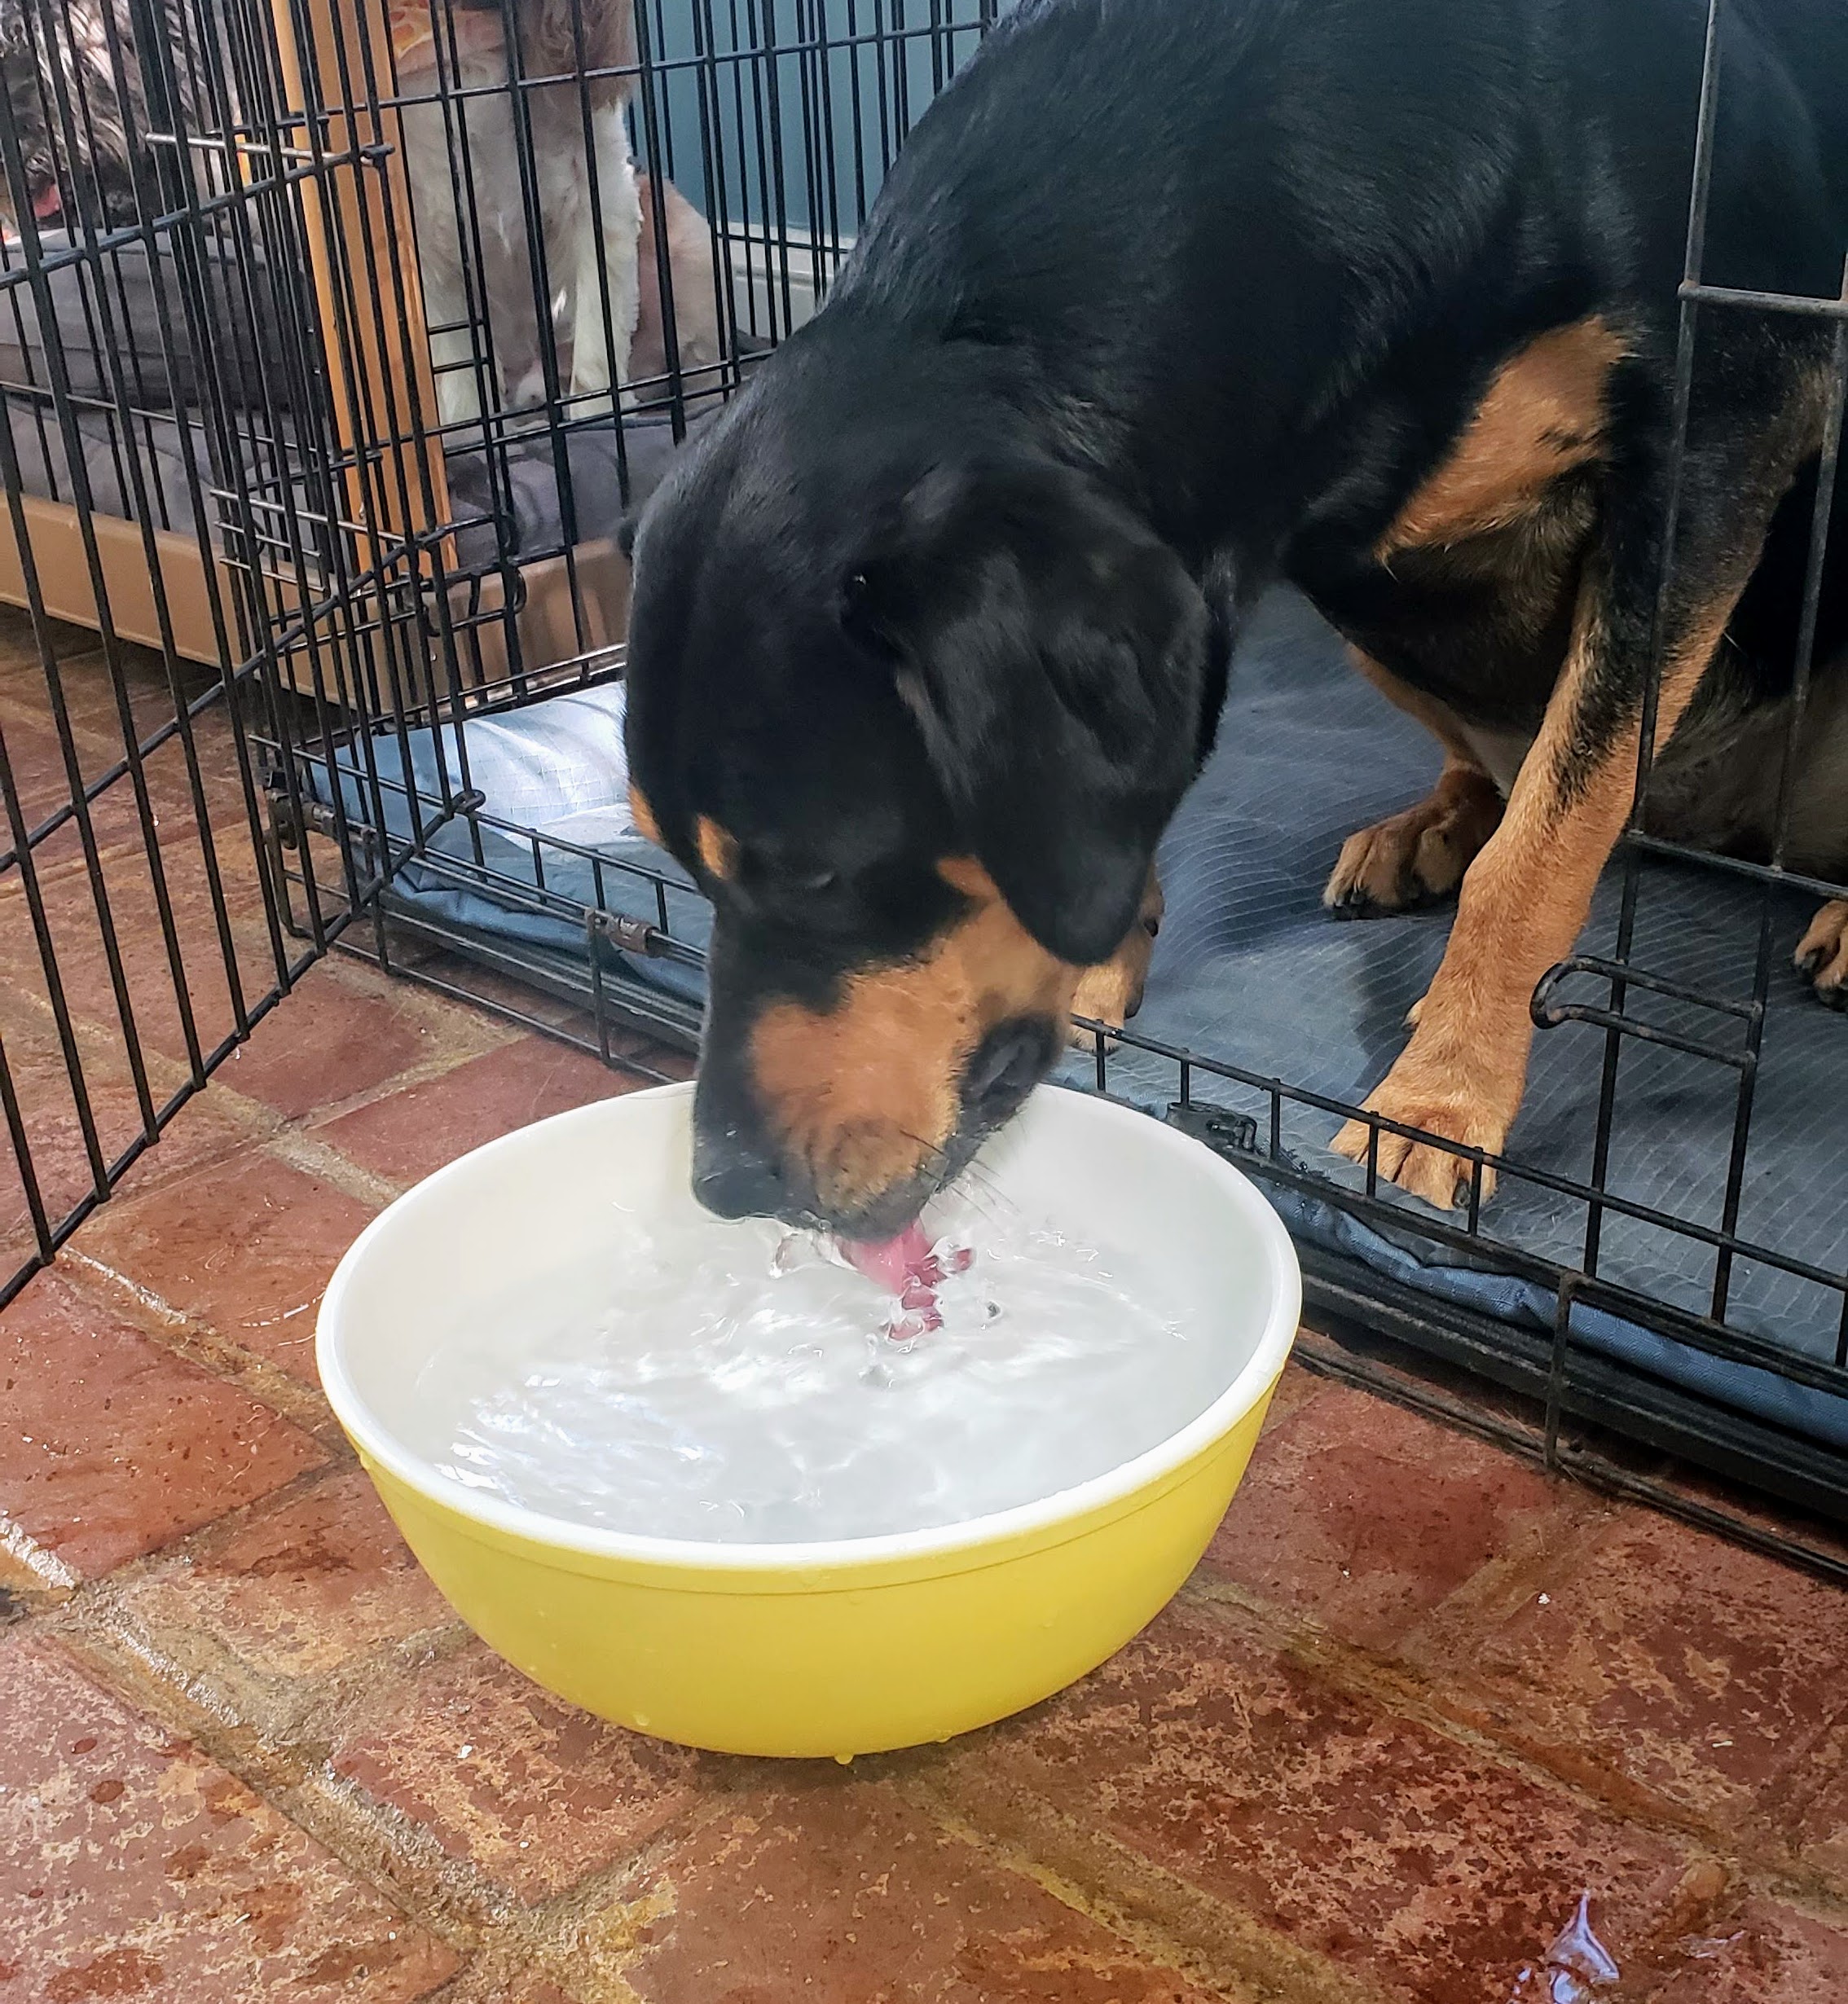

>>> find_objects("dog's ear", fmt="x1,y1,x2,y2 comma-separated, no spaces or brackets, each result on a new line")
842,460,1209,965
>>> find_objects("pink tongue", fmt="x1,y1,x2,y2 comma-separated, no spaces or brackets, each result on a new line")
838,1223,934,1293
31,182,61,222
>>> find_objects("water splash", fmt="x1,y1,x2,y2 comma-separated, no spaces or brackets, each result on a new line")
1509,1895,1620,2003
407,1192,1216,1542
1675,1931,1745,1963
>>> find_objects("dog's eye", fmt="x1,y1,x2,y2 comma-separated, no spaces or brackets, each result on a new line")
786,866,839,894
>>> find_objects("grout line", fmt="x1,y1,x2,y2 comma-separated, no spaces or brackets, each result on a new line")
890,1774,1278,2004
60,1246,191,1328
1167,1574,1835,1907
263,1127,409,1208
50,1615,504,1952
51,1247,345,1440
885,1757,1397,2004
0,1514,81,1592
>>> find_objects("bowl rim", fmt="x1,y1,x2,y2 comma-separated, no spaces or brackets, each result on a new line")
316,1079,1301,1575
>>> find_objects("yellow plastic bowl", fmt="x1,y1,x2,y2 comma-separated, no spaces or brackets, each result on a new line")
317,1081,1299,1758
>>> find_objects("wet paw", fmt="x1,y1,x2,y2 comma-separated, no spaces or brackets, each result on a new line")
1797,900,1848,1009
1323,763,1503,918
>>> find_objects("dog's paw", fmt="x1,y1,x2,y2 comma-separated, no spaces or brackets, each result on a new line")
1331,1023,1519,1211
1331,1095,1505,1210
1323,766,1503,918
1797,900,1848,1009
1068,879,1164,1048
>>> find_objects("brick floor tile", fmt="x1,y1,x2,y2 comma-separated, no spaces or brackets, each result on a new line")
315,1035,636,1186
977,1600,1693,2004
1785,1715,1848,1888
1642,1898,1848,2002
0,710,200,877
0,602,106,671
78,1153,378,1385
0,622,213,734
1406,1510,1848,1831
366,945,693,1088
119,1470,455,1685
0,1013,249,1273
333,1644,702,1901
1202,1380,1591,1650
0,1636,458,2001
211,965,475,1123
0,841,281,1071
0,1271,327,1580
609,1777,1212,2004
0,637,281,855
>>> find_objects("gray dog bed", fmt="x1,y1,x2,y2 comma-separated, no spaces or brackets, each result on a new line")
0,230,742,562
297,587,1848,1457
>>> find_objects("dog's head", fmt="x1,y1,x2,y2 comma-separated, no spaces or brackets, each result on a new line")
1,0,155,234
624,344,1217,1235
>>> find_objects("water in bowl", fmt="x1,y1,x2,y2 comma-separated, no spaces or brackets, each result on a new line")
406,1192,1216,1543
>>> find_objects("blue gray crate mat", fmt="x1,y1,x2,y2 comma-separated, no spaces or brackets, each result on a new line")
299,588,1848,1452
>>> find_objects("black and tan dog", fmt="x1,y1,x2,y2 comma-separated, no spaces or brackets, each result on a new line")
623,0,1848,1235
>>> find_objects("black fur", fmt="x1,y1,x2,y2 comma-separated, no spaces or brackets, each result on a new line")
624,0,1848,1229
0,0,204,232
844,455,1213,965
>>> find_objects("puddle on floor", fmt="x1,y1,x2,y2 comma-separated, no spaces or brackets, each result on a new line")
1508,1894,1620,2002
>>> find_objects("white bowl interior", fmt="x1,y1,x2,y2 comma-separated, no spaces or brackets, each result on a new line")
319,1081,1298,1556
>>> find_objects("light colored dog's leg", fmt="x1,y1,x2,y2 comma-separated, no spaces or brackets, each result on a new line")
399,83,484,427
568,92,641,412
630,172,725,389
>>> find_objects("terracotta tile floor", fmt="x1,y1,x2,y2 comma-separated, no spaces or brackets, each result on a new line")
6,618,1848,2001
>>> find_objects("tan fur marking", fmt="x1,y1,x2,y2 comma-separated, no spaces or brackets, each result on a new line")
693,814,738,881
1071,871,1164,1044
750,859,1076,1211
1333,574,1734,1207
1377,318,1627,557
1325,759,1505,913
628,785,662,844
1797,899,1848,1001
1327,648,1505,912
1346,646,1485,767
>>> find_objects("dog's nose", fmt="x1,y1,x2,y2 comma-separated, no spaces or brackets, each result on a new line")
692,1144,786,1220
966,1020,1052,1110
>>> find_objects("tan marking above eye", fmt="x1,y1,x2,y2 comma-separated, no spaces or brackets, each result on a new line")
748,856,1076,1213
694,814,739,881
628,784,662,844
1378,316,1630,558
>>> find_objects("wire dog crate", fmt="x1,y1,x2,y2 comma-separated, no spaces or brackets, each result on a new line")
2,0,1846,1572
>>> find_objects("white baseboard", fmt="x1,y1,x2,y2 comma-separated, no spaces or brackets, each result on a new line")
720,223,851,337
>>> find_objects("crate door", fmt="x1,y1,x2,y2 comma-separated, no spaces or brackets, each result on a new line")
0,0,454,1306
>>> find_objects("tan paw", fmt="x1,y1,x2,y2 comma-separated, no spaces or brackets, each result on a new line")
1331,1094,1505,1210
1331,1017,1520,1211
1323,763,1503,917
1069,877,1164,1047
1797,900,1848,1009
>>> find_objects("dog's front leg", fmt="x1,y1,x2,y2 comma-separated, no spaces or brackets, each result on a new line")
569,86,641,409
1333,388,1820,1208
1069,870,1164,1047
